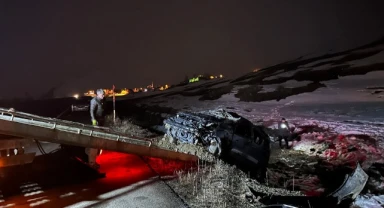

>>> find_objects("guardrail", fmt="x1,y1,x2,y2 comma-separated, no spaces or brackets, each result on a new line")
0,108,198,162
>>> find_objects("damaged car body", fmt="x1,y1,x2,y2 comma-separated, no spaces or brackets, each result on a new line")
163,109,271,178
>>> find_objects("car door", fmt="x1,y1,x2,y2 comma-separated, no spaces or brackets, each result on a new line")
244,126,271,166
230,120,254,164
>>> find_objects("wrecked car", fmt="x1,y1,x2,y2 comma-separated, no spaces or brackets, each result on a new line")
163,109,271,176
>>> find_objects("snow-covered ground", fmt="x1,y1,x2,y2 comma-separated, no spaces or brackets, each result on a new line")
125,39,384,144
140,94,384,140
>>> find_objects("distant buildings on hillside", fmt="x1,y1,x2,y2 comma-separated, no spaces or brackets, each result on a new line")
77,73,224,98
189,74,223,83
83,88,129,97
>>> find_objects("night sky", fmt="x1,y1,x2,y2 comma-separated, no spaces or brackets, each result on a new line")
1,1,384,99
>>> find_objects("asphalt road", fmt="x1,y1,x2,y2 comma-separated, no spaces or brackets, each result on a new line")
0,142,189,208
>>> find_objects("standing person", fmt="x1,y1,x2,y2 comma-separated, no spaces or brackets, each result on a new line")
277,118,291,149
86,89,105,169
90,89,106,126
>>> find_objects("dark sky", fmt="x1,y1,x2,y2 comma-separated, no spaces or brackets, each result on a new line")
1,1,384,99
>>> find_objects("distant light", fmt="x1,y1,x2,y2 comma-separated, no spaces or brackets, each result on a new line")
73,94,79,99
144,89,148,92
219,74,223,78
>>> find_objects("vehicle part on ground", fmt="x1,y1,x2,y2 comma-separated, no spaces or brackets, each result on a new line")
329,163,369,204
353,194,384,207
254,164,369,207
0,107,198,167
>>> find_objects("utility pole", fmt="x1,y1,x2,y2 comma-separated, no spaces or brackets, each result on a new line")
112,84,116,123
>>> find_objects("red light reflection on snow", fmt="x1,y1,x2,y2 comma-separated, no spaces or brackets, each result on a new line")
143,157,197,176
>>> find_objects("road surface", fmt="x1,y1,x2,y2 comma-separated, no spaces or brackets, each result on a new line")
0,142,190,208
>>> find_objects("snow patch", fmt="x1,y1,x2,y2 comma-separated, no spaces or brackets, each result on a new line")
293,140,328,155
301,55,345,68
311,64,336,71
349,50,384,67
262,80,312,89
263,68,309,81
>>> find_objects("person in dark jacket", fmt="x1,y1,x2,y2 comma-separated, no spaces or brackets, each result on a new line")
90,89,106,126
86,89,105,169
277,118,291,149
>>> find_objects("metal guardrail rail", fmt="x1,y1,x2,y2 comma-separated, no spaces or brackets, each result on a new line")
0,108,198,162
0,108,151,146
